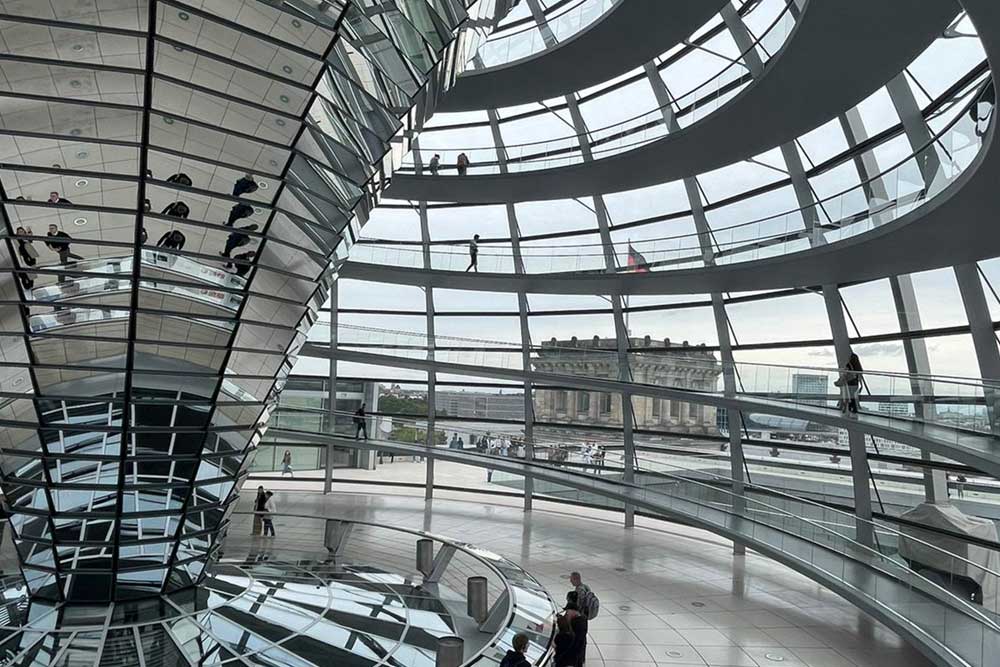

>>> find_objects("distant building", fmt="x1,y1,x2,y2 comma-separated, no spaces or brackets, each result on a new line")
792,373,829,406
837,401,914,453
435,390,525,420
532,335,722,434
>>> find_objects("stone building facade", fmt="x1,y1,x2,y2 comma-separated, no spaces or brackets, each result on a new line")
532,335,722,434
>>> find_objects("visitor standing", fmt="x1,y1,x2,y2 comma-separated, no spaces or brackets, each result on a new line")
232,251,255,277
281,449,294,477
156,230,186,250
569,571,600,619
161,201,190,218
563,592,589,667
227,202,255,226
429,154,440,175
261,491,277,537
220,223,258,259
233,173,259,197
252,486,266,535
48,191,72,205
499,633,531,667
553,614,576,667
456,152,470,176
15,226,38,289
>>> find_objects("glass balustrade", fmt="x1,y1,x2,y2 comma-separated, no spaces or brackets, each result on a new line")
476,0,617,68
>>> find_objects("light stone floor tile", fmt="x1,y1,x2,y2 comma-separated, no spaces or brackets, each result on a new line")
647,645,708,664
594,643,658,662
631,627,691,645
695,645,762,666
760,627,829,648
678,628,741,647
789,648,861,667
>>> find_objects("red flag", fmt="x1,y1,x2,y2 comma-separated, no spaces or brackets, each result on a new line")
627,244,650,272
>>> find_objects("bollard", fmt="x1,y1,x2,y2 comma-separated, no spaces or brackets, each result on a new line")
417,538,434,577
323,520,353,556
436,636,464,667
467,576,488,623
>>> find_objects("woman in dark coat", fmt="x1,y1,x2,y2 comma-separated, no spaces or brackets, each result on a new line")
553,613,577,666
564,591,588,666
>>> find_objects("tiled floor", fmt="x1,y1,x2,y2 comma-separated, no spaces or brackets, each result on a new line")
249,483,934,667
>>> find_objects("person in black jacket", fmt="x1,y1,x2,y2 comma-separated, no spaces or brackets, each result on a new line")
553,614,576,667
353,403,368,440
166,172,192,187
162,201,190,218
227,202,254,226
156,230,186,250
252,486,266,535
835,349,864,414
231,251,255,277
564,593,588,667
499,634,530,667
232,173,259,197
46,224,84,263
220,223,258,259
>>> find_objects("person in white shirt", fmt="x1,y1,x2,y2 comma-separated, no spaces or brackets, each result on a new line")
262,491,277,537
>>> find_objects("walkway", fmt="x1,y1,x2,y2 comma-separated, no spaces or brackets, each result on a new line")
267,428,1000,667
437,0,727,112
300,343,1000,481
388,0,957,202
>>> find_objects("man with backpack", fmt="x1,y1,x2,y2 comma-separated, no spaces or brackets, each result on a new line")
569,571,600,620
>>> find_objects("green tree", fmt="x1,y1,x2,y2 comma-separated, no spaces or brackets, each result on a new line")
378,393,447,417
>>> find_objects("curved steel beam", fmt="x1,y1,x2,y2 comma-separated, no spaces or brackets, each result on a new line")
388,0,958,203
438,0,727,112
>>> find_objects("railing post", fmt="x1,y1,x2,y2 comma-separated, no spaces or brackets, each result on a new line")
417,538,434,577
435,637,464,667
324,520,353,557
467,576,488,623
425,456,435,501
